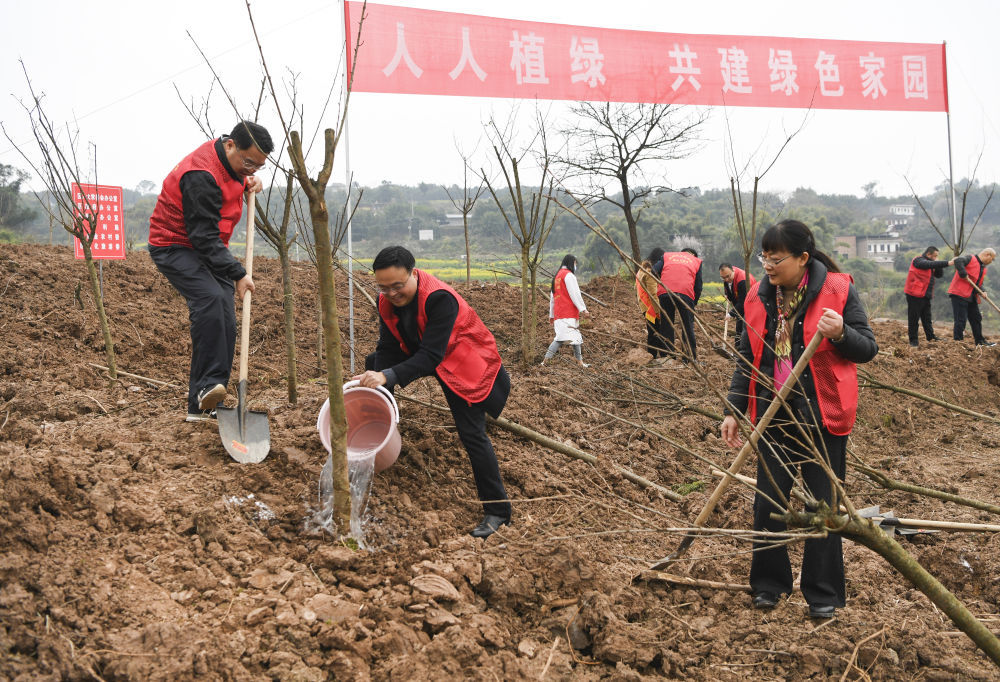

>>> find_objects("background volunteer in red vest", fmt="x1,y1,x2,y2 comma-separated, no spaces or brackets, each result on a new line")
903,246,953,347
354,246,513,539
719,262,757,339
636,248,669,363
148,121,273,422
719,220,878,620
652,247,703,362
541,254,591,368
948,247,996,346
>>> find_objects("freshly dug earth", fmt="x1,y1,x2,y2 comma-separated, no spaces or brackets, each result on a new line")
3,243,1000,680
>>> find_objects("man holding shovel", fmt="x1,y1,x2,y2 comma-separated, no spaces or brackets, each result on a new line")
148,121,273,421
355,246,513,539
720,220,878,620
948,247,996,347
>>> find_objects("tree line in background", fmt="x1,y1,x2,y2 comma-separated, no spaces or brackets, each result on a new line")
0,157,1000,320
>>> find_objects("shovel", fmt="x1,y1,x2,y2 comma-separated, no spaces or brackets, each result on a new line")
712,302,734,360
217,191,271,463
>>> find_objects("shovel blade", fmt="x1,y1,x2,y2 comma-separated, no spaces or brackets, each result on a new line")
217,406,270,463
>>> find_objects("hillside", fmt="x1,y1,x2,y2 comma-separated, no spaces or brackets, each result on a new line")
3,244,1000,680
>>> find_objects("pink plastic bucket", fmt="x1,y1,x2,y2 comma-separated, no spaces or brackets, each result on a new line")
317,381,401,473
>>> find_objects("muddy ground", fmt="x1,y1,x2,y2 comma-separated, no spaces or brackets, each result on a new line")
3,243,1000,680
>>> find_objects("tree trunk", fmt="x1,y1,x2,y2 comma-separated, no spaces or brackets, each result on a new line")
316,288,324,371
520,242,532,366
278,243,298,405
823,514,1000,668
528,262,539,362
464,213,471,286
621,177,641,268
310,200,351,536
81,242,117,382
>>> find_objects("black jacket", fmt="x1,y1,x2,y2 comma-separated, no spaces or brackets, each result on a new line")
723,277,749,317
908,255,950,299
724,259,878,428
952,254,986,301
371,289,460,390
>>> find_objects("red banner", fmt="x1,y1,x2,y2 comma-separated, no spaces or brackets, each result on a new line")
346,3,947,112
71,183,126,260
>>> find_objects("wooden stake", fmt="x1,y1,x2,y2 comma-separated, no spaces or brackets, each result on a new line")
87,363,181,389
639,571,751,592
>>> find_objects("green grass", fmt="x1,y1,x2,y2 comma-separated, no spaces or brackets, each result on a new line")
671,480,706,496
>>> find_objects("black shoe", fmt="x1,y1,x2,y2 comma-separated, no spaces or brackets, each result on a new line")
927,336,940,342
808,604,837,619
470,514,510,538
752,592,779,610
909,341,919,347
197,383,227,411
977,341,996,347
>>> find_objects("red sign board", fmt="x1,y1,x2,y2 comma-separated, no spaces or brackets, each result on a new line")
346,2,947,112
71,183,126,260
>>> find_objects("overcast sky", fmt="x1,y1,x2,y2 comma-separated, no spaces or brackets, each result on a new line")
2,0,998,199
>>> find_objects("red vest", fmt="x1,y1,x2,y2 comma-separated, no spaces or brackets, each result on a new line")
148,139,245,248
660,252,702,300
378,269,502,404
551,268,580,320
744,272,859,436
636,270,658,322
947,256,985,300
728,267,756,302
904,258,934,297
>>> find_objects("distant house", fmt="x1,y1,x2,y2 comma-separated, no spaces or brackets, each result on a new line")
834,235,856,262
856,235,902,267
885,204,916,236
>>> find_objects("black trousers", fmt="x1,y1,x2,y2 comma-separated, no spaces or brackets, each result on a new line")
150,245,236,414
645,318,668,358
750,414,847,608
656,293,676,354
951,295,986,343
906,294,936,343
365,354,512,519
669,293,698,361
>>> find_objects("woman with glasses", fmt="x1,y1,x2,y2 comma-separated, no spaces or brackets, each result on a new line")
719,219,878,620
541,254,591,367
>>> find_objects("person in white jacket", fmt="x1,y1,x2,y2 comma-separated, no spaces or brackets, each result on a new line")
541,254,591,367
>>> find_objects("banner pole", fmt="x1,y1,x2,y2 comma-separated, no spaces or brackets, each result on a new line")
942,41,959,249
342,0,355,374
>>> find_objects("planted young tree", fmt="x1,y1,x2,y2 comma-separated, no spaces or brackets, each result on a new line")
482,112,562,366
907,158,996,257
724,106,810,273
2,65,117,381
554,101,707,269
443,141,487,286
246,0,366,536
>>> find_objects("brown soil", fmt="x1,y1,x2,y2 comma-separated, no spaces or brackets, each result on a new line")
3,243,1000,680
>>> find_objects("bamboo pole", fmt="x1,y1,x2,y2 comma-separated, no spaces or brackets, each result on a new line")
395,393,681,502
712,470,1000,532
87,363,182,389
970,280,1000,316
640,571,751,592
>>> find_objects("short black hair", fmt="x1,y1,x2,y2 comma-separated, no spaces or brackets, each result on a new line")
372,245,415,272
230,120,274,154
923,246,939,257
681,247,699,258
719,262,733,271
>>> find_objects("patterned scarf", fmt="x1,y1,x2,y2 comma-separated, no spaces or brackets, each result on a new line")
773,272,809,361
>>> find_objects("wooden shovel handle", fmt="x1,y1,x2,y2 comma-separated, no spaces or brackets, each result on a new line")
237,192,256,384
968,280,1000,316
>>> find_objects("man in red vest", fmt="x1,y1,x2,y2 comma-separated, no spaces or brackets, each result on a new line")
148,121,273,422
903,246,953,347
948,247,996,346
355,246,513,539
719,262,756,339
653,248,703,362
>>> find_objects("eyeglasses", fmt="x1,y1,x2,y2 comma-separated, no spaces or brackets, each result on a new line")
377,274,412,295
758,252,793,268
237,151,266,172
